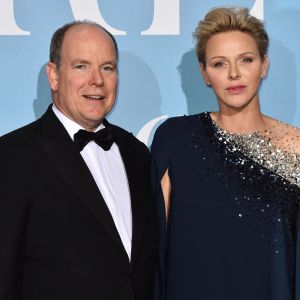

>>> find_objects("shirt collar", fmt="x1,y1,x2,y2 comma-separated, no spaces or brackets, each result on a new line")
52,104,104,141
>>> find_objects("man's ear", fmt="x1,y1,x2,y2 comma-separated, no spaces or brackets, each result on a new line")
200,63,211,86
46,62,59,91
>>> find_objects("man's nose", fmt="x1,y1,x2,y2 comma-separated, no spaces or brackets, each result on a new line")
89,69,103,86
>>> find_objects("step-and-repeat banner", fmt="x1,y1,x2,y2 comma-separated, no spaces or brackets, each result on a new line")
0,0,299,145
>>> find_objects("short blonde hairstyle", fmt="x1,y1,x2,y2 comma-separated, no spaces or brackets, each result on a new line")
193,7,269,67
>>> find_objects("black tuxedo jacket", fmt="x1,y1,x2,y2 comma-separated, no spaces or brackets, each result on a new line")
0,106,157,300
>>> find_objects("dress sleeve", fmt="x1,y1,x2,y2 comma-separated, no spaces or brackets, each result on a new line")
151,119,173,300
0,139,27,300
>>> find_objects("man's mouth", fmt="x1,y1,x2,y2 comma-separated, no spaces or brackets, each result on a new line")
83,95,105,100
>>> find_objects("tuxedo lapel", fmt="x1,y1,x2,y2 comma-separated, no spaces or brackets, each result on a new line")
32,107,127,256
107,122,146,263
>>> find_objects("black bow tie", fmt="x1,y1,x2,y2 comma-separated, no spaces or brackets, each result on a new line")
74,127,115,151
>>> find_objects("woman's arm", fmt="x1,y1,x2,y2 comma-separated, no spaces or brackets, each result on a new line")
161,168,171,221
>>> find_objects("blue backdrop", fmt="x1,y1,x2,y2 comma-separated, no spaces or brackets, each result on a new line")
0,0,300,146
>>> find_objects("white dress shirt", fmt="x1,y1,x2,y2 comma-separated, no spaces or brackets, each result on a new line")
52,105,132,259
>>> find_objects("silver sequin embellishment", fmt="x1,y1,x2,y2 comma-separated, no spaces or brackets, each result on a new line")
213,121,300,187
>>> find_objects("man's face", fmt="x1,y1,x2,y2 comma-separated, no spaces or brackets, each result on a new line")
47,24,118,131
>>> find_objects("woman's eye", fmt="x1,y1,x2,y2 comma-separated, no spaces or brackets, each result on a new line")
242,57,253,63
213,61,224,68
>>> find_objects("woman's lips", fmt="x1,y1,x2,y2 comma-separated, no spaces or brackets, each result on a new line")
226,85,246,94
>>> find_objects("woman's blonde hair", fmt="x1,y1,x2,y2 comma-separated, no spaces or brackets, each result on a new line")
194,7,269,67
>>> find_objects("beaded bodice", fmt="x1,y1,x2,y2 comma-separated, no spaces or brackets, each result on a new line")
210,114,300,187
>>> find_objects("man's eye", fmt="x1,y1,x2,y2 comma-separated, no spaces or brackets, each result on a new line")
74,64,86,69
102,65,115,72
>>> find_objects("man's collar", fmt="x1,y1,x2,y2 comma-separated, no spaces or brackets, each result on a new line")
52,104,104,141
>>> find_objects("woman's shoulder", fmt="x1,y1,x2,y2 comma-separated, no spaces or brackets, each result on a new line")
151,116,184,152
263,115,300,154
151,113,207,154
154,115,185,135
154,112,208,137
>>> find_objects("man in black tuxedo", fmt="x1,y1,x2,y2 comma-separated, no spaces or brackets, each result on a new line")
0,21,157,300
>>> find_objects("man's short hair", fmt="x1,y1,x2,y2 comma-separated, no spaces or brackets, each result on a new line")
49,20,119,68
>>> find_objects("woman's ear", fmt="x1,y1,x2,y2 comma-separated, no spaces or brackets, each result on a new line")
261,55,269,79
200,63,211,86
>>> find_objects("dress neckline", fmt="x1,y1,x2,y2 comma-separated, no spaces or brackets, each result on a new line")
201,111,300,187
205,111,272,137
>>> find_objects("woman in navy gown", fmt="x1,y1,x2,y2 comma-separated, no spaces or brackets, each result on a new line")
152,7,300,300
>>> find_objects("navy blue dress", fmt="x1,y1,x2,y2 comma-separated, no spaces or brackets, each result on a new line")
151,113,300,300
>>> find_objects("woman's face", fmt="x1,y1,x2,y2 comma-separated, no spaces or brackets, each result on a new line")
200,30,268,113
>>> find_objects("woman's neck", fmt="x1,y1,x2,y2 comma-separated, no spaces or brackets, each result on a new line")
210,109,266,134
